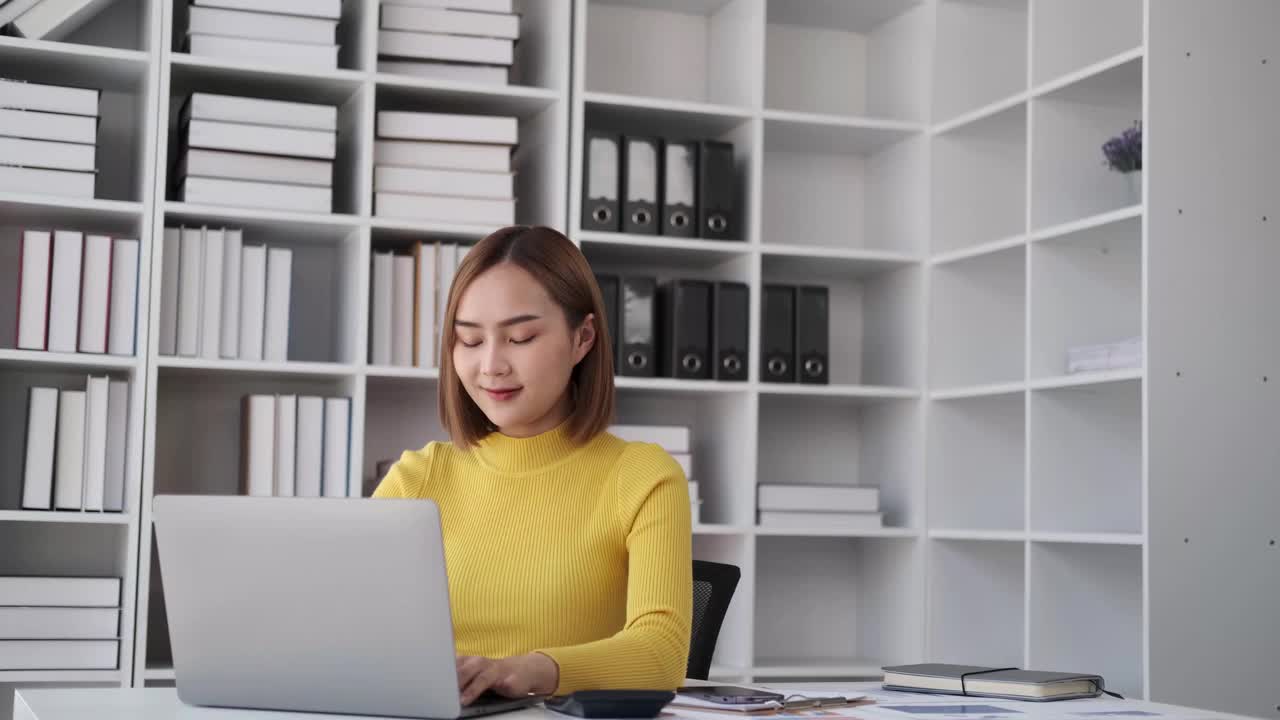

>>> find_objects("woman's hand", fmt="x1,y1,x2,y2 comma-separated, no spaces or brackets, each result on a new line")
456,652,560,705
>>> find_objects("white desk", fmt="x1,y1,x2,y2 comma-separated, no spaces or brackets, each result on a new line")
13,683,1252,720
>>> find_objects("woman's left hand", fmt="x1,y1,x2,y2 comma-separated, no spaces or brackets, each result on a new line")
456,652,560,705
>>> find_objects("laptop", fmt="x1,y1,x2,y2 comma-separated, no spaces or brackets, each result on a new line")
152,494,545,719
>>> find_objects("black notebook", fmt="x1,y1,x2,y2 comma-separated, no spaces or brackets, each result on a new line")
882,664,1107,702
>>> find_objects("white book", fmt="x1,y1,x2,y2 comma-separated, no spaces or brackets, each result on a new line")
0,607,119,640
241,395,275,497
374,139,511,173
413,242,436,368
0,136,97,171
670,452,692,480
370,251,394,365
435,244,456,344
77,234,112,354
11,0,115,41
219,229,242,359
186,119,336,160
0,577,120,606
181,176,333,214
382,0,512,12
392,254,414,367
17,230,52,351
322,397,350,497
374,166,513,199
188,33,339,71
274,394,297,497
53,390,87,510
379,29,513,65
47,230,84,354
376,110,517,145
374,192,514,225
0,0,45,28
757,484,880,513
294,396,324,497
21,387,59,510
263,247,292,362
188,6,338,46
0,640,118,670
158,228,181,356
176,227,203,357
376,60,508,86
607,425,690,453
192,0,341,20
0,165,95,199
0,78,99,116
81,376,109,512
238,244,267,362
757,510,884,531
186,92,338,132
180,148,333,187
103,379,128,512
107,239,139,356
198,228,224,359
0,107,97,144
380,6,520,39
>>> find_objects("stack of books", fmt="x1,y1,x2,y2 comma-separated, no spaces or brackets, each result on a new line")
184,0,341,71
0,78,100,199
157,226,293,363
12,229,140,356
175,92,337,213
1,0,113,41
756,484,882,531
373,110,516,225
20,377,131,513
608,425,698,523
241,394,352,498
369,241,471,369
0,576,121,670
377,0,519,85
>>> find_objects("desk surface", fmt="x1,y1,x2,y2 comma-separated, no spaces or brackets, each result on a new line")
13,682,1251,720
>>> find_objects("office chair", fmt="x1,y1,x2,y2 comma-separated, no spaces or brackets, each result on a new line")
687,560,741,681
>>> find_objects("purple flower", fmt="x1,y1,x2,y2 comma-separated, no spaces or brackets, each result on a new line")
1102,122,1142,173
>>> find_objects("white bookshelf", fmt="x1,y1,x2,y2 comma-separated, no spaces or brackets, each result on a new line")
4,2,1276,716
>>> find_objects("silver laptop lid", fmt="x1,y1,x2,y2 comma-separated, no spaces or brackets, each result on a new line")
153,495,462,719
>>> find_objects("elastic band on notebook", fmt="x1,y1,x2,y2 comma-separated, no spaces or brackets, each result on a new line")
958,667,1019,697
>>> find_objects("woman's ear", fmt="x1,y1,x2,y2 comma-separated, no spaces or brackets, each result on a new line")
572,313,597,364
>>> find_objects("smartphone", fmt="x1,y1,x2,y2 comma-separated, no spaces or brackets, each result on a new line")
677,686,785,705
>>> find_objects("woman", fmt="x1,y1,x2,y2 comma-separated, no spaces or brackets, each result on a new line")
373,226,692,704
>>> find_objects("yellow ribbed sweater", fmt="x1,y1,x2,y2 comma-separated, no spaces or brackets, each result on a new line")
371,422,692,695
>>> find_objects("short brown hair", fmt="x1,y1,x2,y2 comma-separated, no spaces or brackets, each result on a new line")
438,225,615,447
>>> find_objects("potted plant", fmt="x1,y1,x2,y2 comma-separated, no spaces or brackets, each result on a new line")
1102,121,1143,201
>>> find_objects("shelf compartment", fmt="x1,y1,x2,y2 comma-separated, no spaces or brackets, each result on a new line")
763,255,922,388
755,535,923,672
692,533,753,673
758,394,922,530
1031,1,1142,87
764,0,930,122
1030,56,1144,230
1029,541,1143,698
1030,379,1142,535
930,245,1025,389
928,391,1026,532
583,0,759,109
615,388,754,527
0,0,153,53
157,213,364,366
762,116,927,255
929,538,1025,667
1030,214,1141,380
0,521,130,585
362,377,447,499
933,0,1028,124
932,102,1027,255
169,0,369,72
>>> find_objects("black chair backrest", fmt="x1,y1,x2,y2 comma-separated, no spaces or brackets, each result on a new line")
687,560,741,681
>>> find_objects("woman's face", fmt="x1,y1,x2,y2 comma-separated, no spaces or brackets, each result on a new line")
452,262,595,438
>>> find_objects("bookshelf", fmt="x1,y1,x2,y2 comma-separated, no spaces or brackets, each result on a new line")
3,2,1277,718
